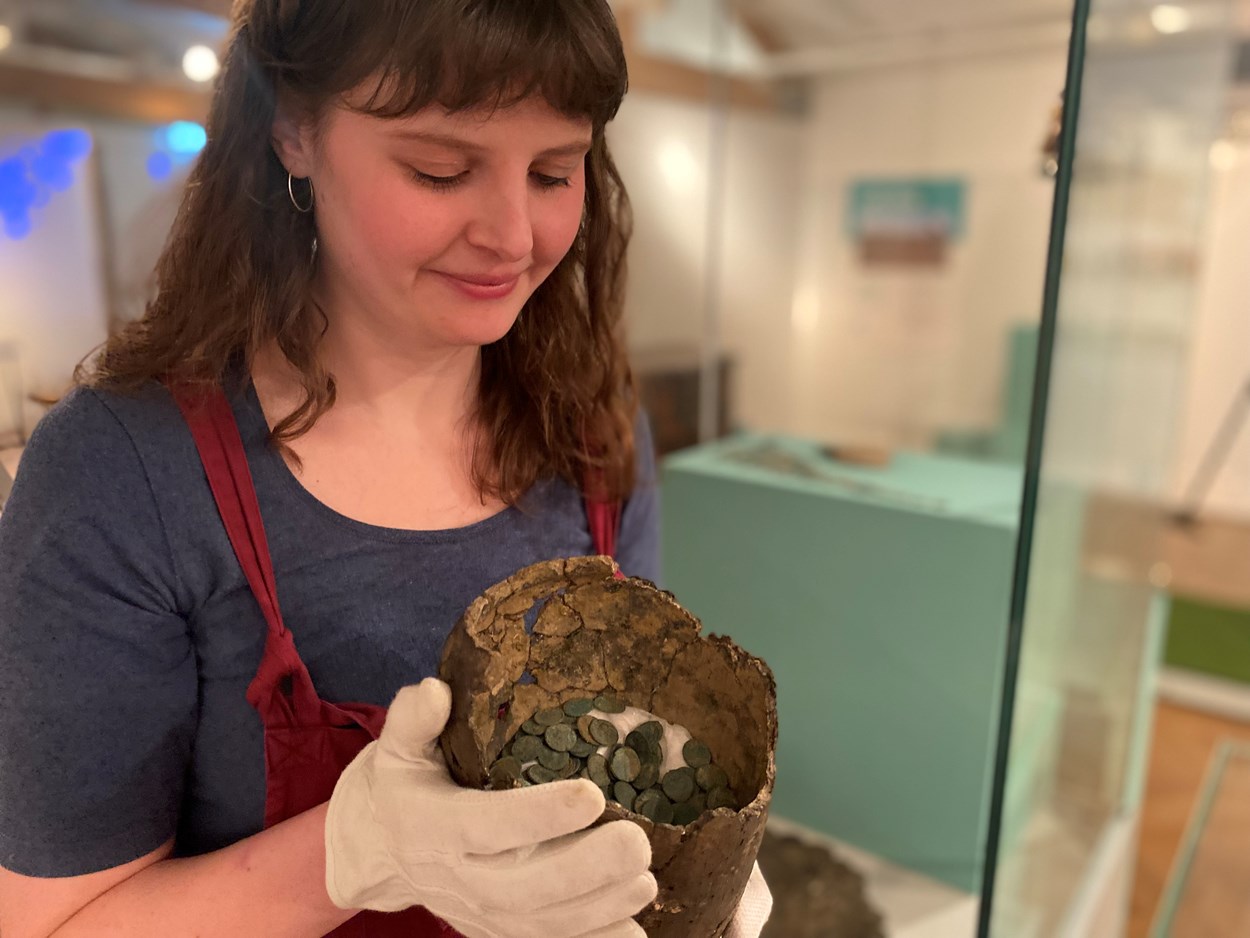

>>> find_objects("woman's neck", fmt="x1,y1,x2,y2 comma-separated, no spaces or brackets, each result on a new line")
253,318,482,444
249,334,506,527
323,329,481,433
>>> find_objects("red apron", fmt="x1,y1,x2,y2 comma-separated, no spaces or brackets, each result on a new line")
172,386,621,937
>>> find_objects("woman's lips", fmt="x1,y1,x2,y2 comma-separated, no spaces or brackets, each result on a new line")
435,271,521,300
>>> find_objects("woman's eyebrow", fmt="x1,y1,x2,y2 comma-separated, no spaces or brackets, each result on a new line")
538,141,594,159
389,130,592,159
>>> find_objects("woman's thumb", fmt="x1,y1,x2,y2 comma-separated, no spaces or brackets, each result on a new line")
378,678,453,762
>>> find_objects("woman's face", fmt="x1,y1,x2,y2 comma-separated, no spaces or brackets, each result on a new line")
276,93,591,354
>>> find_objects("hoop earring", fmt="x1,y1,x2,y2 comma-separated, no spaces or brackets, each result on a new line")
288,173,315,213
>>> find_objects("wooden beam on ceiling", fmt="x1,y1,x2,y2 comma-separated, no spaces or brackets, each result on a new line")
3,4,785,120
135,0,232,17
615,8,785,113
0,62,210,124
731,7,793,54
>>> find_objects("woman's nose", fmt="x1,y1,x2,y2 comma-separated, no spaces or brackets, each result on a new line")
464,181,534,262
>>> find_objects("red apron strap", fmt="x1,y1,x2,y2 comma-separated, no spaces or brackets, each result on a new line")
584,493,621,559
172,388,284,634
580,424,623,571
168,382,321,721
583,461,623,583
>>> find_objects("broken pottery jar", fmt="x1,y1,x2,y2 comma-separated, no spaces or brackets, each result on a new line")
438,556,778,938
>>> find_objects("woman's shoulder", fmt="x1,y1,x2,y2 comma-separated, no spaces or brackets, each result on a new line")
632,407,656,483
60,381,188,439
1,384,195,610
12,383,193,506
44,375,185,423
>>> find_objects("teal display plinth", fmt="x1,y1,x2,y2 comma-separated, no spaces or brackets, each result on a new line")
660,435,1023,893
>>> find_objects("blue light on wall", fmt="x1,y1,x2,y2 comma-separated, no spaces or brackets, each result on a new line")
166,121,207,156
147,121,206,182
147,151,174,183
42,129,93,163
0,129,93,242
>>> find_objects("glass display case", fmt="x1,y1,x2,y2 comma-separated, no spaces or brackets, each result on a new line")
984,1,1236,936
635,0,1242,935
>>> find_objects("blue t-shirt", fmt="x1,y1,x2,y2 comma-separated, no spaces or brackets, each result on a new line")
0,382,660,878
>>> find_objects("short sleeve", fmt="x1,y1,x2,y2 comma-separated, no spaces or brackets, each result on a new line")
0,389,197,877
616,410,661,586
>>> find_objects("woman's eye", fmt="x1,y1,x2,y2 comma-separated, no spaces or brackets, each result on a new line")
410,169,467,192
533,173,572,190
407,167,571,192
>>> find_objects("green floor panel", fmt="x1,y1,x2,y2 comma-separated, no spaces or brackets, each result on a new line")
1164,596,1250,686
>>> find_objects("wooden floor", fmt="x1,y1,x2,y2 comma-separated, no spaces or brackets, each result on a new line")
1128,702,1250,938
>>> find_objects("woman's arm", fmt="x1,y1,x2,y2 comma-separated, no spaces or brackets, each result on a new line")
0,804,355,938
0,393,346,938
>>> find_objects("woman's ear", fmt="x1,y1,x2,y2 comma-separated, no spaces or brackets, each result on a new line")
272,108,313,178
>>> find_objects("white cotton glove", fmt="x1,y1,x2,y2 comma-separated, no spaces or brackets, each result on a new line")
724,862,773,938
325,678,657,938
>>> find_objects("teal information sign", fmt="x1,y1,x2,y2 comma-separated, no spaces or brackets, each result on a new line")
847,178,967,240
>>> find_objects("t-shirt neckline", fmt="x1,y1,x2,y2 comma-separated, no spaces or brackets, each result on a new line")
237,378,520,545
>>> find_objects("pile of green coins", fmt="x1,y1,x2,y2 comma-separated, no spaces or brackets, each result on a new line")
487,694,739,826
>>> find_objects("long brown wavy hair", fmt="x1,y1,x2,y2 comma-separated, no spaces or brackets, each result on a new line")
81,0,638,503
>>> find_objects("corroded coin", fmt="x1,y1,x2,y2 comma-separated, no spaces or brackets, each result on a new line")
682,739,712,768
489,757,523,789
589,718,619,747
577,714,597,743
558,756,582,779
587,753,611,787
594,694,626,714
563,697,595,717
545,724,578,753
707,786,737,810
696,764,729,791
636,721,664,744
633,789,659,820
521,719,543,736
625,730,655,758
526,764,558,784
654,796,675,826
538,747,570,772
671,803,700,826
570,738,597,758
661,767,696,803
634,788,672,823
609,747,641,783
634,762,660,792
511,735,543,764
535,708,565,727
613,781,637,811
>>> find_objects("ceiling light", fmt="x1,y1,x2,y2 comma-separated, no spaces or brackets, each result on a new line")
657,140,700,192
1150,5,1192,34
182,45,220,83
1210,139,1238,172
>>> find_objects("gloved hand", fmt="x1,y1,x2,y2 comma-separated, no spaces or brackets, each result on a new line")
325,678,657,938
725,862,773,938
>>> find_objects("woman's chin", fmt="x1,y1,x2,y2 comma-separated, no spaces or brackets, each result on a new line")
435,309,523,349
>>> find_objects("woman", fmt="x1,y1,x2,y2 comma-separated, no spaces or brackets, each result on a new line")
0,2,770,936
